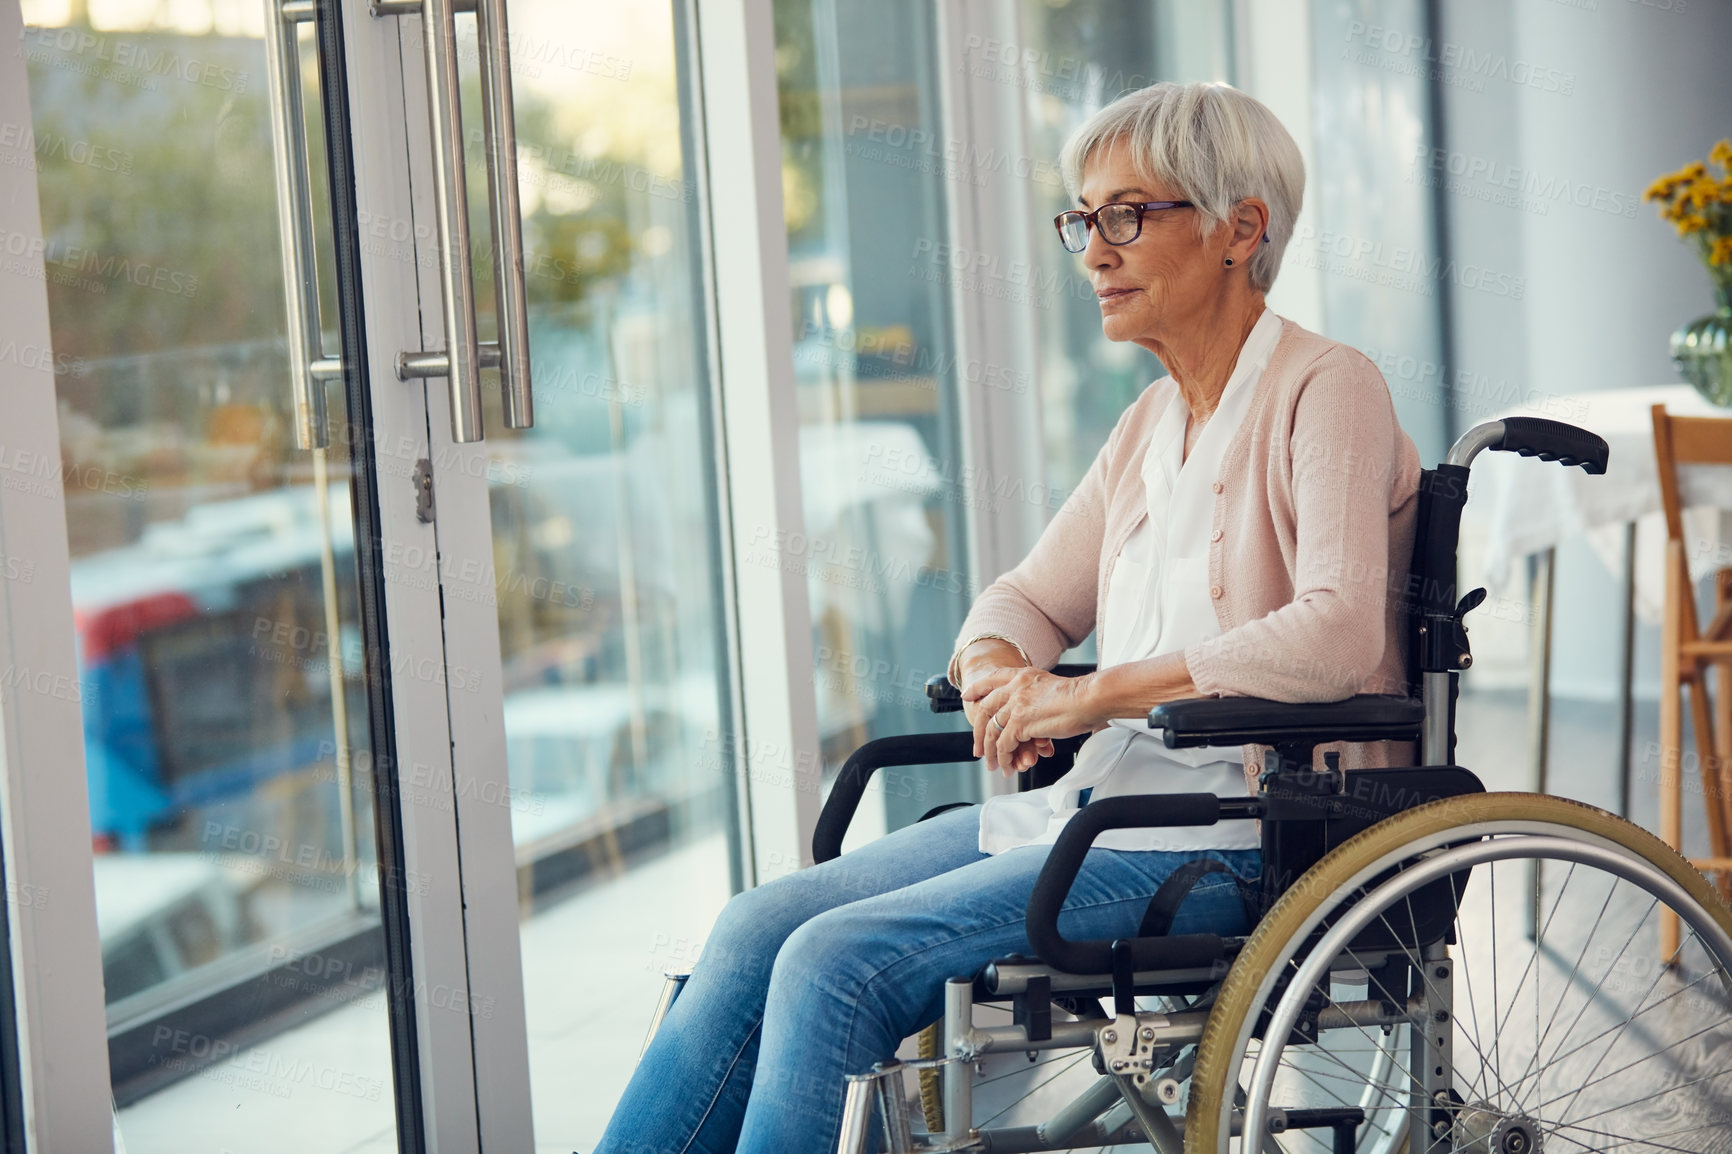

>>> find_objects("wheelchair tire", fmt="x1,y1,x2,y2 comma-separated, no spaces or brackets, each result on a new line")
1185,793,1732,1153
914,1023,944,1133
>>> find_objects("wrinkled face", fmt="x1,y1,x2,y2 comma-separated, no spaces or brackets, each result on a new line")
1074,141,1227,344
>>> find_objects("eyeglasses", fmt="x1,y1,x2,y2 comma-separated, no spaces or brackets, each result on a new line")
1052,201,1274,254
1053,200,1192,253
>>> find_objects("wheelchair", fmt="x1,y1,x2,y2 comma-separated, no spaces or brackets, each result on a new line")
645,419,1732,1153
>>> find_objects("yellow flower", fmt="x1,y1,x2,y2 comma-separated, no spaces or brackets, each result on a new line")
1683,177,1721,210
1648,162,1715,204
1645,174,1683,202
1648,151,1732,255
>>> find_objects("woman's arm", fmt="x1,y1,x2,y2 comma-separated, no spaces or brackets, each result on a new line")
956,639,1055,775
947,400,1146,774
969,350,1417,754
1183,348,1417,702
946,401,1135,680
964,648,1197,773
1083,649,1197,717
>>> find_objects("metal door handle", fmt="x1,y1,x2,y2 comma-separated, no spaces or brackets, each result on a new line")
265,0,343,449
381,0,534,443
473,0,532,430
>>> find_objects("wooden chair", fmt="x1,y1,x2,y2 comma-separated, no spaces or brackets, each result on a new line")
1652,403,1732,958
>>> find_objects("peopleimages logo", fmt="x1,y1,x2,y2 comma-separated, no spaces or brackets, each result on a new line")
0,123,134,175
0,226,199,300
846,117,1061,189
1289,225,1526,300
1342,21,1576,96
21,27,249,93
1410,145,1640,220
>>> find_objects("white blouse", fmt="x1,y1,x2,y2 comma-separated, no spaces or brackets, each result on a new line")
977,308,1283,855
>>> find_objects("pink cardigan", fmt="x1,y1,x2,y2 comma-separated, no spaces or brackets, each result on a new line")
952,317,1424,791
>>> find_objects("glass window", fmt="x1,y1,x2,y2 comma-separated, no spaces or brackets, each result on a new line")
1014,0,1232,663
1308,0,1450,463
775,0,979,841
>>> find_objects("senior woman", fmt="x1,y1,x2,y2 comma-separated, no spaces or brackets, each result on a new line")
593,80,1419,1154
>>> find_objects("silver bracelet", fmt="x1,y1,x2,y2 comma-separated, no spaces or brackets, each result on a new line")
948,632,1032,690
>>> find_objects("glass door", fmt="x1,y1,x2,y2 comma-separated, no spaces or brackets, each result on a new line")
0,0,516,1146
415,0,745,1146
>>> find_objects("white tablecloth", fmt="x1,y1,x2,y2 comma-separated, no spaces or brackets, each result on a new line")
1472,385,1732,624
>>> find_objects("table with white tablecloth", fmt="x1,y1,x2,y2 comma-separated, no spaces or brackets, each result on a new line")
1466,384,1732,808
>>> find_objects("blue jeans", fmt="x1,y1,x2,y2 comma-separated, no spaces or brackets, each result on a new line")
593,804,1259,1154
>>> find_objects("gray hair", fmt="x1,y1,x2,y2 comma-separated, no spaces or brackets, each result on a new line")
1059,82,1304,293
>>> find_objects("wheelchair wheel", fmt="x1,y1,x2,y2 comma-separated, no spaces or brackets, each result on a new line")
1185,793,1732,1153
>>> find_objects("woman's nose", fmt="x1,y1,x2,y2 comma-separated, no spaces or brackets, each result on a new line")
1084,227,1121,269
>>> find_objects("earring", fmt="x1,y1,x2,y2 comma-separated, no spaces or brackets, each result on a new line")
1224,257,1235,267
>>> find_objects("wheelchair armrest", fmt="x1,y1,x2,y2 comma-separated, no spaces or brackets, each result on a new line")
811,732,977,863
1147,694,1424,749
1026,794,1237,974
924,663,1097,714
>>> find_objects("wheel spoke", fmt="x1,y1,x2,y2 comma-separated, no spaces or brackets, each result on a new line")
1547,1115,1732,1154
1540,1059,1732,1128
1550,1111,1732,1150
1514,885,1658,1116
1510,862,1628,1108
1526,1015,1732,1119
972,1048,1104,1089
1363,896,1506,1110
1491,848,1503,1096
1451,866,1493,1111
973,1047,1095,1130
1508,862,1603,1110
1499,957,1722,1103
1487,850,1572,1079
1182,799,1732,1154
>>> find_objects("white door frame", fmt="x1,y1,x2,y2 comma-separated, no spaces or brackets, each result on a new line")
691,0,822,878
335,0,519,1146
359,0,535,1143
0,3,120,1147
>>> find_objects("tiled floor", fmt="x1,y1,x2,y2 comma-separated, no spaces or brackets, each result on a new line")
115,688,1729,1152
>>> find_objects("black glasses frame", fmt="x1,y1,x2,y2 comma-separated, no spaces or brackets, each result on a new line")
1053,200,1192,253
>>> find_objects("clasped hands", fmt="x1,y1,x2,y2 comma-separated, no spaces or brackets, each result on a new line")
961,665,1102,777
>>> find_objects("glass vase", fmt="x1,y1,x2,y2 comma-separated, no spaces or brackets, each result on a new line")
1671,282,1732,408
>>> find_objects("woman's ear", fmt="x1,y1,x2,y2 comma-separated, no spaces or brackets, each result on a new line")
1229,198,1270,263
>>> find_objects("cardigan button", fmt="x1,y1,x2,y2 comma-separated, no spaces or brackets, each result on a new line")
1210,529,1223,542
1211,481,1223,494
1210,585,1223,599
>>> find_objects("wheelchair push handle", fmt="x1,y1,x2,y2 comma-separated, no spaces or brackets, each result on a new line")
1453,417,1608,474
1026,793,1232,974
1493,417,1608,473
925,673,963,713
